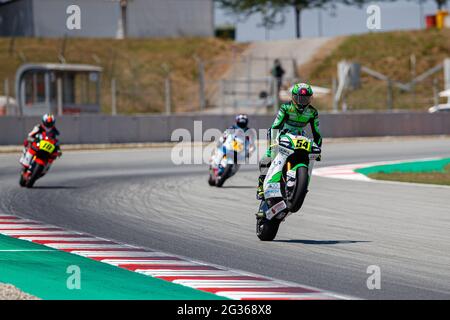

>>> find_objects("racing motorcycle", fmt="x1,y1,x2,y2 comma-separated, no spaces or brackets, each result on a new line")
19,132,60,188
208,131,251,187
256,132,321,241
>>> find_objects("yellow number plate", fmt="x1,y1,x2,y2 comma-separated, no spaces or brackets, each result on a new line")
293,138,311,151
39,140,55,153
232,140,244,152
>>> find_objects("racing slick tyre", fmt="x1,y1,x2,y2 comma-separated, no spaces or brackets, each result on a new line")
19,171,27,187
256,218,281,241
26,164,44,188
285,166,309,213
216,164,232,188
208,168,216,186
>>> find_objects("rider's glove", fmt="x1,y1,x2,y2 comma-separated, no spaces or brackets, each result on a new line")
57,151,63,158
316,154,322,162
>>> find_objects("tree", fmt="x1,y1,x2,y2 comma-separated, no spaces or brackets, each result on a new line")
215,0,401,39
216,0,323,38
434,0,447,9
344,0,448,12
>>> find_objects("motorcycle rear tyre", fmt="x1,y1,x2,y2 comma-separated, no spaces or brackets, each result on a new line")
256,217,281,241
26,164,44,188
216,164,232,187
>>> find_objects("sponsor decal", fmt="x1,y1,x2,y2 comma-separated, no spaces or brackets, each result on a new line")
279,146,292,156
265,201,287,220
264,183,282,198
287,170,296,179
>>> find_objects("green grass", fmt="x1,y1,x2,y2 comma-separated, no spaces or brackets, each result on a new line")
303,29,450,111
368,164,450,186
0,37,247,114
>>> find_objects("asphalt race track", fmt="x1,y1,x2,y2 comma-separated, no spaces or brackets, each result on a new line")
1,137,450,299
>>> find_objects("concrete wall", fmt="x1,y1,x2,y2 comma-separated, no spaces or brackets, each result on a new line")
32,0,119,38
1,112,449,145
0,0,34,36
128,0,214,38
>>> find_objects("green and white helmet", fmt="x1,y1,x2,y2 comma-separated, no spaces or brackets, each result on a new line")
291,83,313,109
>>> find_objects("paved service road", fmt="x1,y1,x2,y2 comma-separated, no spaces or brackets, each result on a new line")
1,137,449,299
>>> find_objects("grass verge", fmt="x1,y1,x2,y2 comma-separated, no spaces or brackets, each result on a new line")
368,164,450,186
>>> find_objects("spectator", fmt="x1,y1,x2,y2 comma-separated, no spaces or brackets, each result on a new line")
271,59,285,98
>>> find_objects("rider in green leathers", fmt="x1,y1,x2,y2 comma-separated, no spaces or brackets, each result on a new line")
256,83,322,200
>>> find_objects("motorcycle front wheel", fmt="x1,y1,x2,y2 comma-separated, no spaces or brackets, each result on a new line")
208,167,216,186
285,166,309,213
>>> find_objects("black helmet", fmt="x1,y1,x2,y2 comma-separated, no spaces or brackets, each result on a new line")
235,114,248,129
42,113,55,128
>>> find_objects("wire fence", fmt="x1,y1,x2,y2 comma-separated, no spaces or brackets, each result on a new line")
329,59,450,112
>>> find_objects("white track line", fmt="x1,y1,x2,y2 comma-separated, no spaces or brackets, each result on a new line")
0,224,60,229
139,270,239,277
18,237,107,242
71,251,167,257
1,230,81,236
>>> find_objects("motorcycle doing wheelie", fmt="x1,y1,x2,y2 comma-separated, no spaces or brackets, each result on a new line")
208,130,253,187
19,132,60,188
256,131,321,241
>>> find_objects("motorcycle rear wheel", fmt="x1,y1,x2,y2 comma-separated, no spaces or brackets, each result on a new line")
256,217,281,241
216,164,232,187
26,164,44,188
19,170,27,187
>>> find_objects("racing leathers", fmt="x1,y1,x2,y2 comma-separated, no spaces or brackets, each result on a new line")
256,102,322,199
20,124,61,167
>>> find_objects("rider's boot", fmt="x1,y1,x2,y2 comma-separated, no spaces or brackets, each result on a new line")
256,200,267,219
257,155,272,201
256,175,265,200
